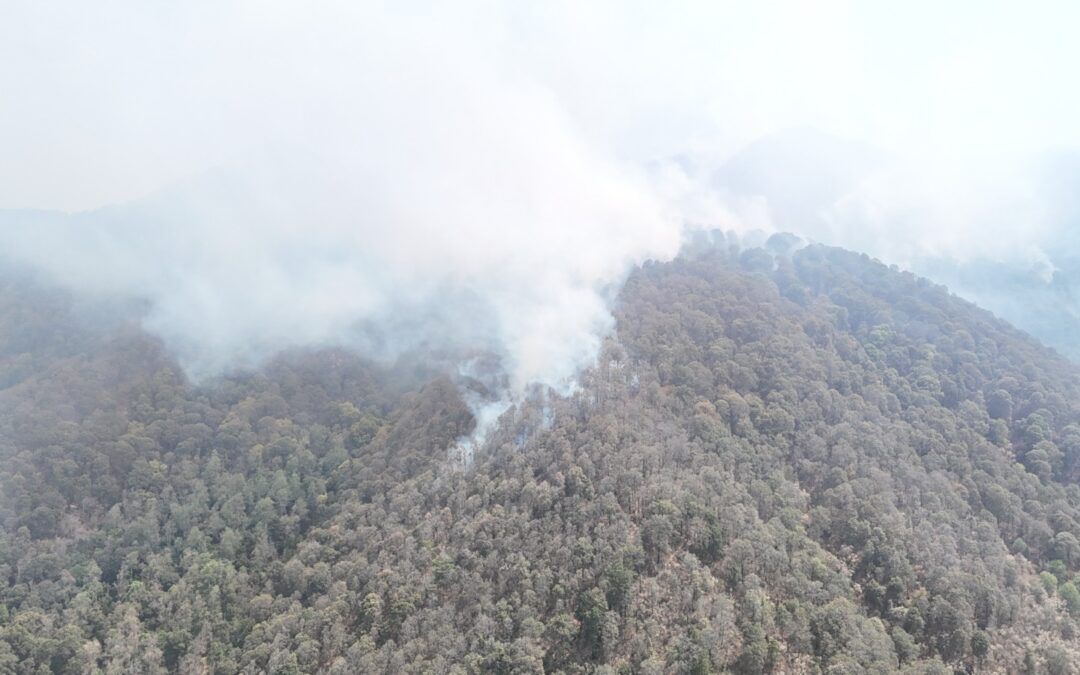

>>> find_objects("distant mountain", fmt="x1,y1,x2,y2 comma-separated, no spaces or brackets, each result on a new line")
903,151,1080,361
3,240,1080,672
713,127,887,233
912,253,1080,361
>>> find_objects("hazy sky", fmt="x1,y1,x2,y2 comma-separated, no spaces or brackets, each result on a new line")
4,1,1078,211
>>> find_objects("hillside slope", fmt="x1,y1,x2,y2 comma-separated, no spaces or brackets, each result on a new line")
3,241,1080,673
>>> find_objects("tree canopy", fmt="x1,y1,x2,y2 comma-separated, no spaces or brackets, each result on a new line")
2,239,1080,673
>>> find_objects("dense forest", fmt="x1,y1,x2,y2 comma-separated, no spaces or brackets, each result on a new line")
4,237,1080,673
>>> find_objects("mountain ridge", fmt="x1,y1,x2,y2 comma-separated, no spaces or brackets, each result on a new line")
3,241,1080,672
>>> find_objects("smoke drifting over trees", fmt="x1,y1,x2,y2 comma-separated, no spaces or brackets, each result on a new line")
0,143,681,396
3,1,1080,400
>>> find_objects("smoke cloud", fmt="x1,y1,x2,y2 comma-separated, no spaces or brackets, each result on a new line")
0,110,684,393
0,2,711,409
3,0,1080,416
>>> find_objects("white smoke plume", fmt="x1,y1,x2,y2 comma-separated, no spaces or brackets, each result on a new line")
4,0,1080,433
0,2,718,450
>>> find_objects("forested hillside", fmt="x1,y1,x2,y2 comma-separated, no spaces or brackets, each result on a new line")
4,240,1080,673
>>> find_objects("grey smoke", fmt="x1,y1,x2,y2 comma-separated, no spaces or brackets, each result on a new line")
0,145,686,391
3,0,1080,422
